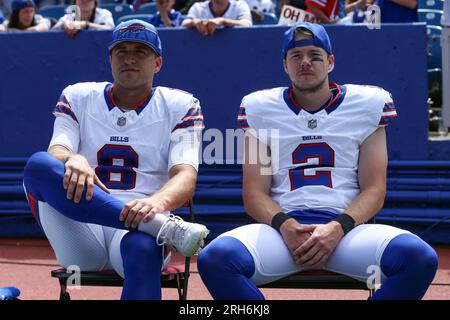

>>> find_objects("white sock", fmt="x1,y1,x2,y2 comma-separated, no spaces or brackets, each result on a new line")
138,212,170,237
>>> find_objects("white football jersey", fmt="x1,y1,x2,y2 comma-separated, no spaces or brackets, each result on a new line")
238,83,397,214
50,82,204,203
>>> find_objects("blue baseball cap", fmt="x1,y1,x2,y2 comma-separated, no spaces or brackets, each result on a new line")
11,0,35,11
282,22,333,57
108,19,162,56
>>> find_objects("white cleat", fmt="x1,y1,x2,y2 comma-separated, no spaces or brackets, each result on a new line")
156,215,209,257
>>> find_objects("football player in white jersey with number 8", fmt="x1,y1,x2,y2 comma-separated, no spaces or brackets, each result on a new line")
198,22,438,300
23,20,209,300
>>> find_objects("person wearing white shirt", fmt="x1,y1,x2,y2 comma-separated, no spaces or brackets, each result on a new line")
52,0,114,37
182,0,252,36
0,0,50,32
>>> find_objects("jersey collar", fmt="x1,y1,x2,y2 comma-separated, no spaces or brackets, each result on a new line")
283,82,347,116
209,1,231,17
104,83,154,115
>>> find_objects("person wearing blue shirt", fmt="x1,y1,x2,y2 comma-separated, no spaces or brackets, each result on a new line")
149,0,184,27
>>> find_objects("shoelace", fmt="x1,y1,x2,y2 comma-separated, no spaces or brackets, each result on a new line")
156,214,188,249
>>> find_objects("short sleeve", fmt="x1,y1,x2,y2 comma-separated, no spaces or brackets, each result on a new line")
236,0,253,23
48,116,80,153
237,100,250,130
168,97,204,171
53,88,80,125
378,91,397,128
171,97,205,133
95,9,115,28
186,3,202,19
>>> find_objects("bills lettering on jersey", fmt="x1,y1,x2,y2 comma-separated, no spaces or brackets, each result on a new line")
110,136,129,143
302,135,323,141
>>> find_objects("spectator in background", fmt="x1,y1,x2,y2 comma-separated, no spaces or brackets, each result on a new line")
368,0,417,23
182,0,252,36
305,0,366,24
0,10,4,24
52,0,114,37
148,0,184,27
277,0,306,18
243,0,276,23
0,0,50,32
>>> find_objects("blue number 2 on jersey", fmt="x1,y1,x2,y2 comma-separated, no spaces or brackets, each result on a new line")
289,142,335,190
95,144,139,190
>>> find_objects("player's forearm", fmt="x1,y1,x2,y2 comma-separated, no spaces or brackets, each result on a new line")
151,167,197,211
343,186,386,225
48,145,73,163
391,0,417,9
243,189,284,225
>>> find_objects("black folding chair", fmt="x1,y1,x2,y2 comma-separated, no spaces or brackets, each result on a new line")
258,270,374,298
258,218,378,298
50,200,196,300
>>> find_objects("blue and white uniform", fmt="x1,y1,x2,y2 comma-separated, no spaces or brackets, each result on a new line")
198,83,437,300
28,82,203,277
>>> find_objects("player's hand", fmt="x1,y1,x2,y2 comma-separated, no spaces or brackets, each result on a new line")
293,221,344,269
63,154,110,203
119,196,167,229
279,219,316,256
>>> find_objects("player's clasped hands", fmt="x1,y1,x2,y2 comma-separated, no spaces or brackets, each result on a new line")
293,222,345,269
279,219,316,258
119,197,167,229
63,154,110,203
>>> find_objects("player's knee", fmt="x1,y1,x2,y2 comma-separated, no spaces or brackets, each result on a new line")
411,241,439,276
198,236,254,277
390,234,438,276
24,152,54,180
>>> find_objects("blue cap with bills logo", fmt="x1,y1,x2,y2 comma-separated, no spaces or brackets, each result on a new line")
108,19,162,56
11,0,35,11
282,22,332,57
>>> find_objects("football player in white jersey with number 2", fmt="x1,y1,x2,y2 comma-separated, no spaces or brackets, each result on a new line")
198,22,438,300
23,20,209,300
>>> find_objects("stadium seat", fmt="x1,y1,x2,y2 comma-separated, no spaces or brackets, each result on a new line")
426,25,442,69
38,5,68,20
418,8,444,26
253,12,278,25
116,13,150,25
257,216,377,298
258,270,374,297
98,3,134,24
428,67,442,92
418,0,444,11
50,200,196,300
137,2,157,14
